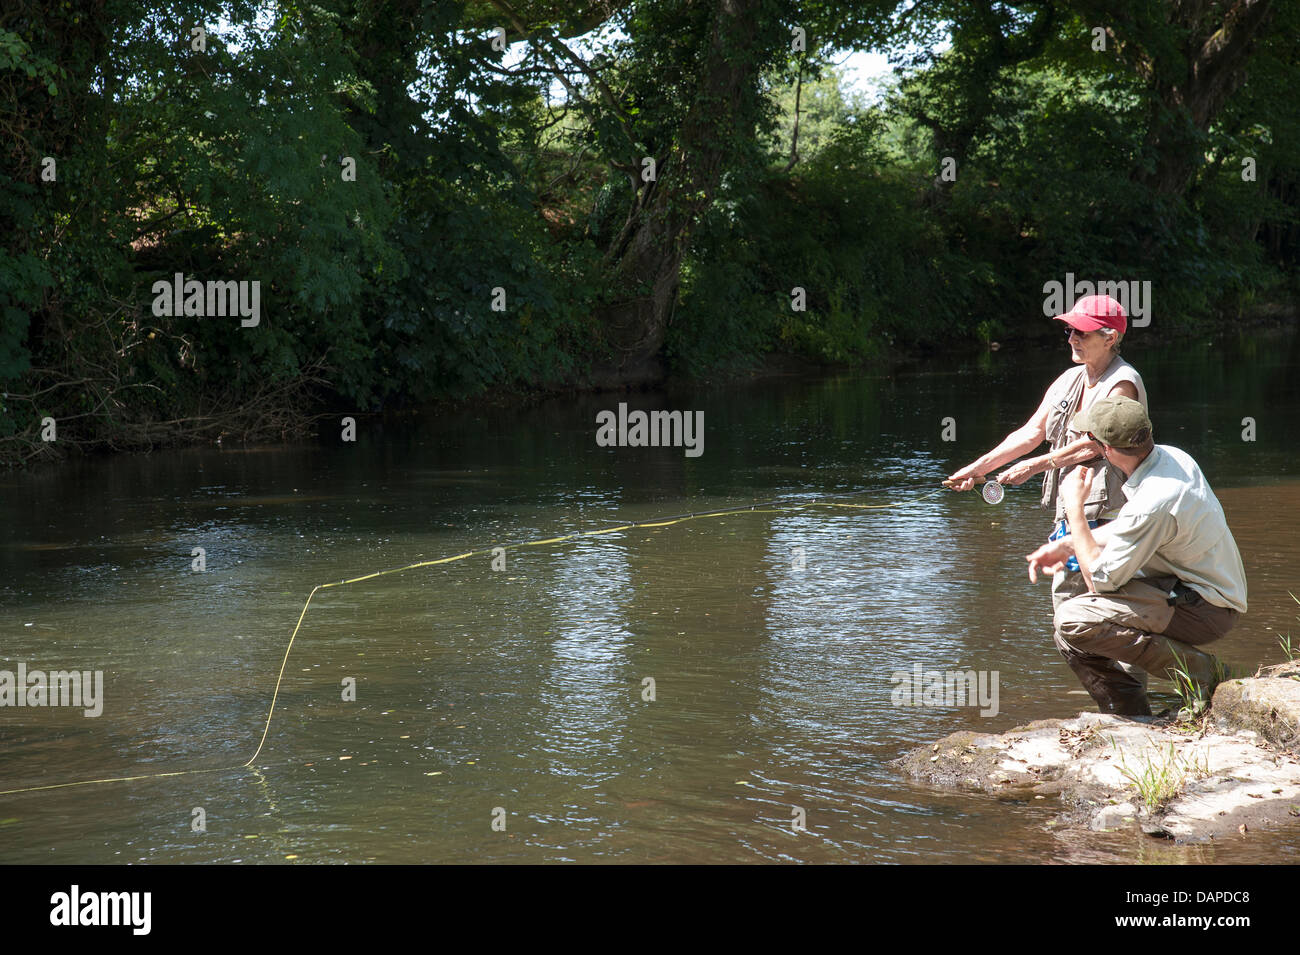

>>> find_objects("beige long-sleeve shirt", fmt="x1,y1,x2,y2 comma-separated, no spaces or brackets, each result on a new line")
1089,445,1248,612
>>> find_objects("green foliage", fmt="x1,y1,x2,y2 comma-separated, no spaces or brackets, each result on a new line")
669,107,976,373
2,0,607,462
767,66,872,164
3,0,1297,464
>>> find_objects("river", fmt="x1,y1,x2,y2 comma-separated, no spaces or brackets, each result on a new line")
2,330,1298,863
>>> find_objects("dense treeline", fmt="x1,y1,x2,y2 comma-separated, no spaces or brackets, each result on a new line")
1,0,1295,465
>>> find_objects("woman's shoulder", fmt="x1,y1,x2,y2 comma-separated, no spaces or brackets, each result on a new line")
1105,355,1145,384
1103,356,1148,405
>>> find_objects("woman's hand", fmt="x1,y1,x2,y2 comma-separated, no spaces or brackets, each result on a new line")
996,459,1038,486
943,462,985,491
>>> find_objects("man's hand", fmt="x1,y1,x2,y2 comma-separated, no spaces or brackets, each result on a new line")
1026,537,1075,583
996,460,1036,486
1061,464,1096,518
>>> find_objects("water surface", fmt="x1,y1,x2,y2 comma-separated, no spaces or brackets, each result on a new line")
2,330,1298,863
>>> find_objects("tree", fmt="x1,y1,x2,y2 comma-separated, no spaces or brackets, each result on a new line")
889,1,1060,207
1086,0,1277,197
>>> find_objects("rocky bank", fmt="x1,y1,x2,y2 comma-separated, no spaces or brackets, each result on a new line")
894,664,1300,843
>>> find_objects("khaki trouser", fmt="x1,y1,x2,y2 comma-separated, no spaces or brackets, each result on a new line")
1051,568,1148,696
1053,576,1240,716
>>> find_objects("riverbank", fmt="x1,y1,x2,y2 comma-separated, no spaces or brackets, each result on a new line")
4,302,1294,473
895,664,1300,843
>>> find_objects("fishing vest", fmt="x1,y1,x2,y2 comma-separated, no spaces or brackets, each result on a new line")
1040,357,1147,522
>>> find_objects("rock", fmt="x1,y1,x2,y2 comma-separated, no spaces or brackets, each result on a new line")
1211,674,1300,752
1140,817,1173,838
893,674,1300,844
1090,802,1137,831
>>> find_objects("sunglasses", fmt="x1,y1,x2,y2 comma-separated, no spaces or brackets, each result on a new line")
1067,326,1117,340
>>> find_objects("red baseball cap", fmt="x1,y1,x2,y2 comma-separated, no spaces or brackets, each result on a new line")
1054,294,1127,334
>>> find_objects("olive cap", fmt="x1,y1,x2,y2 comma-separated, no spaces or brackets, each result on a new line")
1072,395,1151,449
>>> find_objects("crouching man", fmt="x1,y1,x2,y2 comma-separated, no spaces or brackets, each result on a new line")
1024,396,1248,717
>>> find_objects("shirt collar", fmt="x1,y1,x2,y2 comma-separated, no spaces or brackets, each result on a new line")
1122,445,1162,493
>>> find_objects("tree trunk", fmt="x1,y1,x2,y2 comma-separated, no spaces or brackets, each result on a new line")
1133,0,1274,197
593,0,766,385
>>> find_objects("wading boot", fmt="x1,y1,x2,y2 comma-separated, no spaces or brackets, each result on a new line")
1066,658,1152,717
1125,635,1223,720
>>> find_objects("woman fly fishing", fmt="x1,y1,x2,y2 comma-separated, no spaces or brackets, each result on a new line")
946,294,1148,683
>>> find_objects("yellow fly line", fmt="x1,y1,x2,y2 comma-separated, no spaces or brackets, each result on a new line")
0,487,945,798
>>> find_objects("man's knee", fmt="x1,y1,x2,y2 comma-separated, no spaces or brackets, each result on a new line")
1053,592,1143,663
1051,627,1088,663
1054,582,1175,640
1052,601,1111,662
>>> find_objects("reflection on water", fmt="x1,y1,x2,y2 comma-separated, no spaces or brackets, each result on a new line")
1,330,1299,863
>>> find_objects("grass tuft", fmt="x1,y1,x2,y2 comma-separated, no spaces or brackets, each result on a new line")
1111,738,1211,814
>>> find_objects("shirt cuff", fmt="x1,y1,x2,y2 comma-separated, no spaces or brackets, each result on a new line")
1089,562,1121,592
